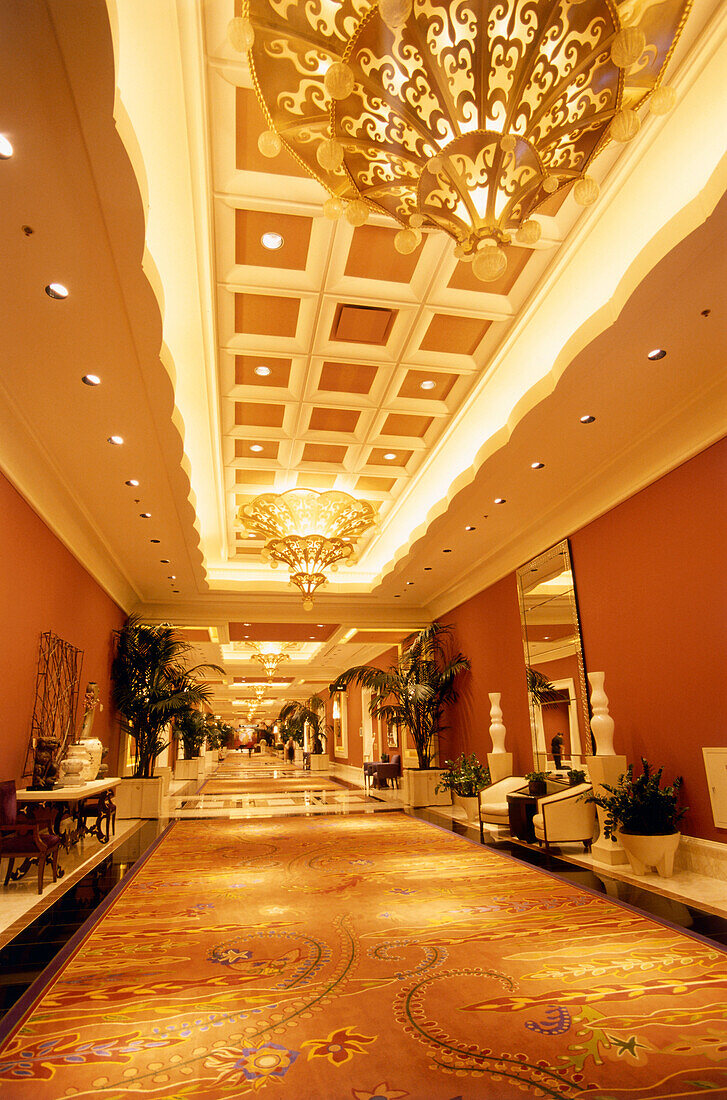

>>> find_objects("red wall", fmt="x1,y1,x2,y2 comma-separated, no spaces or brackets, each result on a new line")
443,437,727,843
441,573,533,774
570,437,727,843
0,472,126,784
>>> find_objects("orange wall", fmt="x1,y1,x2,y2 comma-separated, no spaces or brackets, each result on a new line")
441,573,533,774
570,436,727,843
0,472,126,784
444,436,727,843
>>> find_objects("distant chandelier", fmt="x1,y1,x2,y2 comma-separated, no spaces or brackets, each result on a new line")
238,488,376,609
250,642,290,679
230,0,689,279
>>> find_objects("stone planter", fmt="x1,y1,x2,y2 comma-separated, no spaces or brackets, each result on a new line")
452,792,480,824
115,776,167,819
175,757,205,783
402,768,451,808
617,830,681,878
309,754,329,771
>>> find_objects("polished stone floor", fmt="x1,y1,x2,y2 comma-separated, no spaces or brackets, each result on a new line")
1,757,725,1026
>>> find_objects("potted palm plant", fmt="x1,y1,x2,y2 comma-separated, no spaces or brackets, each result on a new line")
330,623,470,807
586,757,687,878
435,753,490,823
276,696,328,769
174,708,209,783
111,617,224,817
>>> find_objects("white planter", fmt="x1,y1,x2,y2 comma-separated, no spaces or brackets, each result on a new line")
175,758,205,783
617,830,681,878
403,768,451,808
115,776,167,819
452,792,480,824
309,754,329,771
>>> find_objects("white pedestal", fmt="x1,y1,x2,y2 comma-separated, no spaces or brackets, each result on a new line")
488,752,513,784
402,768,450,807
588,755,629,865
309,754,329,771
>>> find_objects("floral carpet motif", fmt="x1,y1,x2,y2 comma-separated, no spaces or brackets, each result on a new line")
0,813,725,1097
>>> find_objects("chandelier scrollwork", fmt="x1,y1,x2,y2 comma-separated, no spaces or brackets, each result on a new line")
231,0,690,279
238,489,376,608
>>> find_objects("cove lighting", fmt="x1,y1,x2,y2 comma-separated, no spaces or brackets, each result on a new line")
45,282,68,299
261,231,284,250
82,374,101,386
108,435,124,445
0,135,13,158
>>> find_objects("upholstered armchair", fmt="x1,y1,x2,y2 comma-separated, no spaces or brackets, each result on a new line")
532,783,596,852
364,754,402,790
479,776,527,841
0,780,62,894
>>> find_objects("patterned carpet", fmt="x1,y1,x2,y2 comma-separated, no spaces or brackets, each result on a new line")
1,813,725,1098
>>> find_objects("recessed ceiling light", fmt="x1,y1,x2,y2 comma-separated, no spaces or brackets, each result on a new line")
383,452,397,461
45,282,68,299
160,559,170,563
0,135,13,159
647,348,667,360
250,443,264,453
82,374,101,386
424,566,432,571
465,525,476,531
407,580,414,585
443,548,452,553
168,575,176,579
261,231,284,250
150,539,161,544
254,365,272,377
580,414,596,424
125,479,139,487
394,594,401,598
494,497,506,504
420,379,436,390
242,622,251,626
531,461,545,469
140,512,152,518
108,435,124,445
172,589,179,594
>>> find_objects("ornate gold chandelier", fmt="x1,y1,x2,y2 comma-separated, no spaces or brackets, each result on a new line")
230,0,689,279
238,488,376,608
250,643,291,679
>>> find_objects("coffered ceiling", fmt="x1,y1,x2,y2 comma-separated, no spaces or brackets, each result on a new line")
2,0,727,719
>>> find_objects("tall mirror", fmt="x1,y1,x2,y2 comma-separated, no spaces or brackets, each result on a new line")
516,540,591,772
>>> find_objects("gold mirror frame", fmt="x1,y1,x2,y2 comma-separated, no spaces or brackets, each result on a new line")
516,539,591,771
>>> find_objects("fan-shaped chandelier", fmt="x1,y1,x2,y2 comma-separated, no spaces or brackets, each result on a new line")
250,642,291,678
238,489,376,608
230,0,689,279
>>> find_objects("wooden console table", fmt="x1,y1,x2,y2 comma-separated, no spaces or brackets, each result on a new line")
17,778,120,845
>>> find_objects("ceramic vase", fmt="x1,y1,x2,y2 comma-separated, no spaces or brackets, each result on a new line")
588,671,615,755
488,692,507,753
79,737,103,781
57,744,91,787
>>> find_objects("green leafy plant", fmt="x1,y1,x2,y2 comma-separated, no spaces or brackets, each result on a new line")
435,753,490,797
586,757,687,839
526,667,559,705
111,616,224,779
525,769,548,795
276,695,327,750
207,720,234,752
175,709,208,760
329,623,470,770
525,770,548,783
567,768,587,786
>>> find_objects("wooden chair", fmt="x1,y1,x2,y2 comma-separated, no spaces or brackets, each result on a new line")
77,788,116,843
0,780,62,894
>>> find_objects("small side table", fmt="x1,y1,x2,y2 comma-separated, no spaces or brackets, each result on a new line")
506,790,539,843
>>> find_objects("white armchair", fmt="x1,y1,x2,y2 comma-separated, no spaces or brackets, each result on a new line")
532,783,596,852
479,777,527,842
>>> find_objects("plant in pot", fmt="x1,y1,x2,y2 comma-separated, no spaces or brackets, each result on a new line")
567,768,587,787
176,709,208,761
436,753,491,824
586,757,687,878
276,696,328,767
329,623,470,807
525,771,548,797
111,616,224,781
